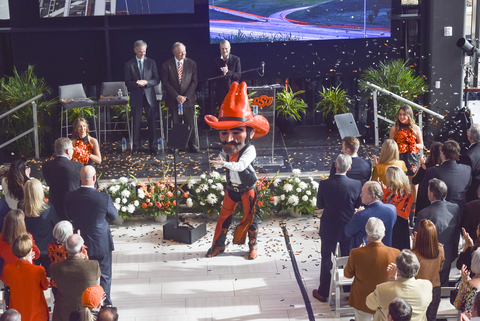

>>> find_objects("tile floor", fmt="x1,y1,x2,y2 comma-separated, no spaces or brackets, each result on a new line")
109,213,348,321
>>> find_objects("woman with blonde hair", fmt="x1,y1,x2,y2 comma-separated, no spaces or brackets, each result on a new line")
411,219,445,321
21,178,59,272
371,139,407,185
71,117,101,165
381,165,413,250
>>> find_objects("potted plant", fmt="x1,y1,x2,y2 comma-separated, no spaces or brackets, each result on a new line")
274,86,308,133
316,84,351,130
186,171,226,218
359,59,429,136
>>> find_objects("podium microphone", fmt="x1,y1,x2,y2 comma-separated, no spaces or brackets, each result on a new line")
261,61,265,77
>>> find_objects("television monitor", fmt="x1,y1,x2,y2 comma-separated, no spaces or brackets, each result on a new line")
39,0,194,18
209,0,392,43
0,0,9,20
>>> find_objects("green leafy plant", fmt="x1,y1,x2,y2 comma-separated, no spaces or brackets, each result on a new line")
359,59,429,131
0,65,57,157
274,86,308,121
316,84,351,118
62,106,96,122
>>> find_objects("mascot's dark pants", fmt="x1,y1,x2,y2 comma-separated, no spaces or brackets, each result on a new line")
211,187,258,247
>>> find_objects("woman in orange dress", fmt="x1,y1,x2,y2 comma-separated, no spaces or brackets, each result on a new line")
371,139,407,185
0,209,40,283
4,234,49,321
381,165,413,250
71,117,101,165
390,105,423,220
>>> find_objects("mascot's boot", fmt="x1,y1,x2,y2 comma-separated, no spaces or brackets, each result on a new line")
248,243,257,260
206,228,228,258
247,228,258,260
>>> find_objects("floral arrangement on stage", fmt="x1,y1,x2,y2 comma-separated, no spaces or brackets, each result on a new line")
394,129,419,154
0,184,4,199
186,171,226,217
234,172,279,220
274,169,318,215
137,168,189,218
101,177,139,219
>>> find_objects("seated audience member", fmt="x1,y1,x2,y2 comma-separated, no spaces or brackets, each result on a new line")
381,166,413,250
50,234,101,321
459,292,480,321
388,298,413,321
414,178,459,287
345,181,397,248
457,225,480,275
455,249,480,313
0,309,21,321
4,234,49,321
366,250,432,321
372,139,407,185
0,209,40,283
21,178,59,273
70,285,105,321
1,158,30,210
98,307,119,321
345,218,400,321
411,219,445,321
329,136,372,185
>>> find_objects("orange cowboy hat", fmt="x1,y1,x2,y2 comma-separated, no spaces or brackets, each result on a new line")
204,82,270,139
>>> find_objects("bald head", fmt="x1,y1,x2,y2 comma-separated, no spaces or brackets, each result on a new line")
80,165,96,186
0,309,21,321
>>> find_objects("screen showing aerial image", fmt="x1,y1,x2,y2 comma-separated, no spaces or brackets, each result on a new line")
209,0,391,43
39,0,194,18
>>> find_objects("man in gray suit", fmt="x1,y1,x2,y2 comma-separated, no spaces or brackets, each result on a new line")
414,178,460,286
50,234,101,321
161,42,198,152
125,40,160,155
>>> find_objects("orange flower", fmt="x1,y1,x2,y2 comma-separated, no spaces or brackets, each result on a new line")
148,202,153,207
183,192,189,198
165,202,170,208
155,182,161,187
270,196,274,201
45,198,49,203
160,195,165,200
155,201,161,208
173,200,176,206
166,191,173,198
146,198,150,203
142,203,147,209
258,201,264,207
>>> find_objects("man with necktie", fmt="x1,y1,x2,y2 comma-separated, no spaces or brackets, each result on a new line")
161,42,199,153
124,40,160,155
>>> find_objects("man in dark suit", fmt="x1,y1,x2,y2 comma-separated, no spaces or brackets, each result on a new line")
329,136,371,186
50,234,101,321
344,218,400,321
64,165,118,306
313,153,362,302
417,140,471,214
213,40,241,109
459,123,480,202
124,40,160,155
414,178,460,286
345,181,397,249
42,137,83,221
161,42,198,152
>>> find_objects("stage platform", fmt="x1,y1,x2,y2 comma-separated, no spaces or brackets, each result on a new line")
23,125,380,182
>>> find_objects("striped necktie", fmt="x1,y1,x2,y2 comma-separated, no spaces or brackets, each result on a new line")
178,61,183,84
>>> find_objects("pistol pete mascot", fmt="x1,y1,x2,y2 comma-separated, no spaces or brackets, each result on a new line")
205,82,270,260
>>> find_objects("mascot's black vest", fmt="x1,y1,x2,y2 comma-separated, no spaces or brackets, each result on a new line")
226,143,257,189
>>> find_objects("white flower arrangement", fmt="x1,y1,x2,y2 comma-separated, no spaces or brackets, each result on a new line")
274,169,318,214
189,171,226,217
101,176,139,219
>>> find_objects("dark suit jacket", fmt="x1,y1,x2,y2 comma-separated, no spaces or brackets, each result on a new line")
414,200,460,267
317,174,362,241
417,160,471,214
329,156,372,186
124,56,160,108
344,201,397,249
42,156,83,220
344,242,400,313
161,57,197,108
50,256,101,321
459,143,480,201
461,199,480,244
213,54,241,100
64,187,118,257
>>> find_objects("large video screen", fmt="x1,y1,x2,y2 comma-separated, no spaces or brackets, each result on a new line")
0,0,9,20
40,0,194,18
209,0,391,43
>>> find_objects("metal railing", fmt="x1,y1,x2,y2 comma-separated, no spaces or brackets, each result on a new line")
365,82,445,146
0,94,44,159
